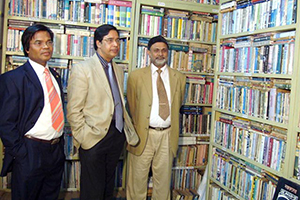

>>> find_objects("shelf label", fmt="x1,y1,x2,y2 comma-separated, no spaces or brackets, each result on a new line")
28,17,40,21
158,2,165,6
65,21,78,25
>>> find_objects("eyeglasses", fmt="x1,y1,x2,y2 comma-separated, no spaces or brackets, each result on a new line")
102,38,120,44
31,40,54,47
152,48,168,54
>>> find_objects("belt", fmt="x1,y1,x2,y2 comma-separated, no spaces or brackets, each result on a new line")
149,126,171,131
25,135,61,145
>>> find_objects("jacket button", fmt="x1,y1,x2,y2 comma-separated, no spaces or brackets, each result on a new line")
105,128,108,131
147,116,149,119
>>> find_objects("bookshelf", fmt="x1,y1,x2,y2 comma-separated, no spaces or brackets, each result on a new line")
0,0,136,193
132,0,218,198
207,0,300,199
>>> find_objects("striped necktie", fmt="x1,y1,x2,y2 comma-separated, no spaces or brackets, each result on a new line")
44,68,64,132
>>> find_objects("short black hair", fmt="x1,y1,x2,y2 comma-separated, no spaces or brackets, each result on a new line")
21,24,54,57
147,35,169,50
94,24,119,50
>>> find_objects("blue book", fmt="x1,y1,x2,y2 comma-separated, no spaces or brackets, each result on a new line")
275,92,282,122
82,36,88,57
119,6,126,27
276,44,283,74
286,0,294,25
126,7,131,27
107,5,114,25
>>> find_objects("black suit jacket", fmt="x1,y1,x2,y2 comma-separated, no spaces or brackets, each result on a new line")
0,61,64,176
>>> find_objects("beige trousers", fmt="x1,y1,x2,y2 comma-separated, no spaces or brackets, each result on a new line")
126,128,173,200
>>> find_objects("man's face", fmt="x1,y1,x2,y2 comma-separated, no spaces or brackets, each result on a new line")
147,42,169,68
96,30,120,62
26,31,53,67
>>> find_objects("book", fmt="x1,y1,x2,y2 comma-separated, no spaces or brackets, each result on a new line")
272,177,300,200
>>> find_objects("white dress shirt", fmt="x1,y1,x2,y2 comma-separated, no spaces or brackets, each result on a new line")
25,59,64,140
149,63,171,128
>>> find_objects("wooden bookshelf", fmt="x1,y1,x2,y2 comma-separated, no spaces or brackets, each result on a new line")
207,0,300,199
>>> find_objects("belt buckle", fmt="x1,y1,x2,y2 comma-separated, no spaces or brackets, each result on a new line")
155,127,163,131
51,138,60,145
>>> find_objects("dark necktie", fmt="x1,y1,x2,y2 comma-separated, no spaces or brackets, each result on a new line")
104,63,123,132
157,69,170,120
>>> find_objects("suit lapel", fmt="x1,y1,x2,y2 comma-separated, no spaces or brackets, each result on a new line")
168,67,178,105
23,61,43,96
142,66,152,99
91,54,113,99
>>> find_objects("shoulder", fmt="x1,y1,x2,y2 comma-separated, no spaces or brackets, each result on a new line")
75,54,99,69
0,63,27,80
168,67,186,79
129,67,149,77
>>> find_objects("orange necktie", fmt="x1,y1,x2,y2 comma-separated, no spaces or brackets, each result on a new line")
157,69,170,120
44,68,64,132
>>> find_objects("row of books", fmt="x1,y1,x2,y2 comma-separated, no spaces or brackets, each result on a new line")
64,126,79,160
181,113,211,136
215,114,286,171
211,148,277,200
209,184,237,200
62,160,80,189
172,188,200,200
171,168,202,190
61,159,123,189
180,106,212,135
174,0,219,5
217,77,290,124
137,39,216,72
6,24,130,60
294,148,300,180
184,76,214,104
219,32,295,75
220,0,297,35
139,7,217,42
9,0,132,28
174,144,208,167
1,172,11,189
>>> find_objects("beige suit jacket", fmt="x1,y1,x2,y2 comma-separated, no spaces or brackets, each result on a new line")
67,54,126,150
126,66,186,157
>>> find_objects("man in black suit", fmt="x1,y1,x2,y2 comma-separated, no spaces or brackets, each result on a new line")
0,24,65,200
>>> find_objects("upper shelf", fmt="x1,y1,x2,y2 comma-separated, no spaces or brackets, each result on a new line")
7,16,132,31
137,0,219,14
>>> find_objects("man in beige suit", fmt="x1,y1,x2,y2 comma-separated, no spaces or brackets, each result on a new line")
67,24,126,200
126,35,186,200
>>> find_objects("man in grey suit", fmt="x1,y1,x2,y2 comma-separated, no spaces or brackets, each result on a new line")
126,35,186,200
67,24,126,200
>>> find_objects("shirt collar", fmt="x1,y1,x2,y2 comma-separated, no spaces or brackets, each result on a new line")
151,63,167,75
96,52,111,68
28,58,49,76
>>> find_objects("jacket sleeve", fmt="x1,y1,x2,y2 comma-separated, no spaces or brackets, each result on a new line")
0,74,26,158
67,64,92,145
126,72,137,121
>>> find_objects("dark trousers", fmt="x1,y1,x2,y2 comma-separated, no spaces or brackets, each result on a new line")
11,137,65,200
79,121,126,200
